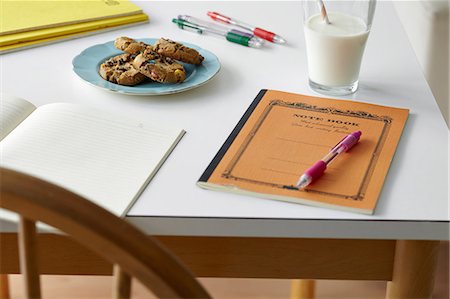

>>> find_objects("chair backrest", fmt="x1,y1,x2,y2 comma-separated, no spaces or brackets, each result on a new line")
0,168,211,299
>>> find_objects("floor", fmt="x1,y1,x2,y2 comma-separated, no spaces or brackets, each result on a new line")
6,242,449,299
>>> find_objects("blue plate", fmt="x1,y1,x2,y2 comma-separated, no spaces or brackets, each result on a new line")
72,38,221,95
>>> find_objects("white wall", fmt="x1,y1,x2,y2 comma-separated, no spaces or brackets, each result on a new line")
394,0,449,127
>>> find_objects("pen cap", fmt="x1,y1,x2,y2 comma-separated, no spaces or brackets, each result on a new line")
340,131,362,152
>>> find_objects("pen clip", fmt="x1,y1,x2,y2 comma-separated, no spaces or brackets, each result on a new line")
173,18,203,34
182,24,203,34
331,135,347,151
208,11,231,24
331,131,361,152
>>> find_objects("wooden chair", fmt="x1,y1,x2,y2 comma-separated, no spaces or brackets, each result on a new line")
0,167,211,299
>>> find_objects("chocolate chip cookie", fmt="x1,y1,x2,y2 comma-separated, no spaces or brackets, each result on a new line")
153,38,204,65
114,36,150,54
99,53,147,86
133,48,186,83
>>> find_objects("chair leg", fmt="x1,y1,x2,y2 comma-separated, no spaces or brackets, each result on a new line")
386,240,440,299
112,264,131,299
18,216,41,299
0,275,10,299
290,279,316,299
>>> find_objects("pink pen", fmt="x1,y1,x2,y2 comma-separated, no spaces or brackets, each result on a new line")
296,131,362,189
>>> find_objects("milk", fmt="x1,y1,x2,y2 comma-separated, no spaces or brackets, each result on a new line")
304,12,369,87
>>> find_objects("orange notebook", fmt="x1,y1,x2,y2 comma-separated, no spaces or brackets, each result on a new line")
198,90,409,214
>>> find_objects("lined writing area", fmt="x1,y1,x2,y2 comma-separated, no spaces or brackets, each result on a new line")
262,136,347,183
0,103,184,216
0,94,36,140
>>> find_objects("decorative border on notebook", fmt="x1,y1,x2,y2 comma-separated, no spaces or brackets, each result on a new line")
198,89,268,182
222,99,392,201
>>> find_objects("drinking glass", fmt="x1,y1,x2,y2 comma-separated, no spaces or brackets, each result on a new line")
302,0,376,95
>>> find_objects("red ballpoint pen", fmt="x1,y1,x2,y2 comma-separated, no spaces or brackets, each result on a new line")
207,11,286,44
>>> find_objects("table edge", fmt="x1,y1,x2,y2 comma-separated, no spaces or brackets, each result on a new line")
126,216,450,241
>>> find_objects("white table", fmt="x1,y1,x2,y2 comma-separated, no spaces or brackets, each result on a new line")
2,1,447,240
1,1,448,297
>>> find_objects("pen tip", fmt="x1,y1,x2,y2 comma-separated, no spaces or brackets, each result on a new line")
249,38,264,48
296,176,311,189
273,35,286,44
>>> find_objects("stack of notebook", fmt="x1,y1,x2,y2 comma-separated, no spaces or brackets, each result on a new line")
0,0,149,54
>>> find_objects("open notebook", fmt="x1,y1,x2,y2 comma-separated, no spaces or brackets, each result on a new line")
0,94,185,217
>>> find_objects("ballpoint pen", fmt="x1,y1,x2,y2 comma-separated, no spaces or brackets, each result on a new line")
177,15,264,44
172,18,263,48
207,11,286,44
296,131,362,189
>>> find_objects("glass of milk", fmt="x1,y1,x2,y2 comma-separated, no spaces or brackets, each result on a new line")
302,0,376,95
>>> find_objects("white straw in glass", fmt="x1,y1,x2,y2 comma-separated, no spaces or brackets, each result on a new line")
317,0,331,24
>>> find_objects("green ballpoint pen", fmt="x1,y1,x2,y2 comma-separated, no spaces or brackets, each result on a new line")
172,18,263,48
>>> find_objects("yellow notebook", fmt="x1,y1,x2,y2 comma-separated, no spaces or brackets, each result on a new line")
0,13,149,47
1,0,143,35
198,90,409,214
0,14,148,54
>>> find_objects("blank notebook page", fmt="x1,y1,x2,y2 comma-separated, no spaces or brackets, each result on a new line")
0,103,184,216
0,94,36,140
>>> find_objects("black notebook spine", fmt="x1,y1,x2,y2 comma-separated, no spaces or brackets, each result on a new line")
198,89,268,182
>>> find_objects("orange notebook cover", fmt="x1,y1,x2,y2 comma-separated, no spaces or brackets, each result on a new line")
198,90,409,214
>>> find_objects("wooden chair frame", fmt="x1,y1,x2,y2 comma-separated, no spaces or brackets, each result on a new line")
0,168,211,298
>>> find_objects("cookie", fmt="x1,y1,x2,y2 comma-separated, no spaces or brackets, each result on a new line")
99,53,147,86
114,36,150,54
133,49,186,84
153,38,204,65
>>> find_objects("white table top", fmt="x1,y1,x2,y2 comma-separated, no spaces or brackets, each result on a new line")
1,1,448,240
